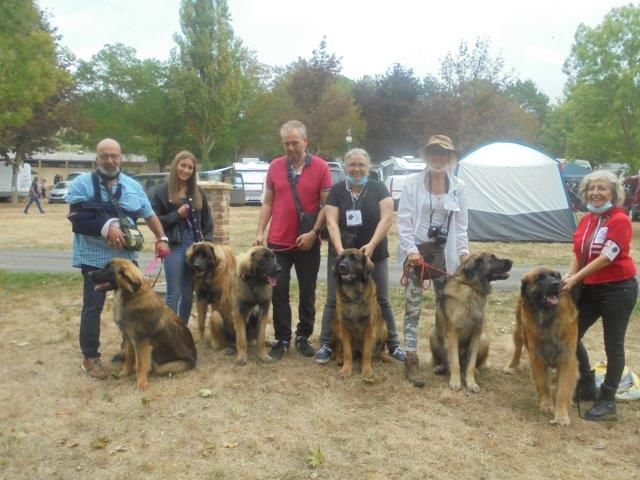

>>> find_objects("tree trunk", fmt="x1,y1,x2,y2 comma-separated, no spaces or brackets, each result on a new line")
10,149,25,205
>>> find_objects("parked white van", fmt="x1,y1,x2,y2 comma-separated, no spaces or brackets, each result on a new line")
233,158,269,205
0,161,31,200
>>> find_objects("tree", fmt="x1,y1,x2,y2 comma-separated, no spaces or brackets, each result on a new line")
0,2,74,203
561,4,640,171
273,39,365,160
172,0,252,165
419,39,542,152
505,79,550,123
75,44,186,170
353,64,425,160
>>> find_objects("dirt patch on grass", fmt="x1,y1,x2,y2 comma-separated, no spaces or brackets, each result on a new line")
0,273,638,479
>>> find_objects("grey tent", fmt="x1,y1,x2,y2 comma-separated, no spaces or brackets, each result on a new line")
456,142,576,242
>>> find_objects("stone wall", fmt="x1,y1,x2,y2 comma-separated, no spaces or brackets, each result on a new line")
199,181,231,244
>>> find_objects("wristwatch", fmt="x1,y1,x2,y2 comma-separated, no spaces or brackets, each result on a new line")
157,236,169,242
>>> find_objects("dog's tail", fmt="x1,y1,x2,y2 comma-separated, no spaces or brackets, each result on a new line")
153,360,194,375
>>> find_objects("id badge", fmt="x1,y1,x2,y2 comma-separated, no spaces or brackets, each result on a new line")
346,209,363,227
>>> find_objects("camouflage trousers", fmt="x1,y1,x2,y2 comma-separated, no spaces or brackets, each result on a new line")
403,261,446,352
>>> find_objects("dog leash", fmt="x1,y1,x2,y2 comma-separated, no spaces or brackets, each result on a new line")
400,260,449,290
143,256,164,289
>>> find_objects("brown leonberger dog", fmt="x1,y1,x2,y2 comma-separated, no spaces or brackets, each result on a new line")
332,248,388,382
185,241,236,347
430,253,512,393
504,267,579,426
89,259,197,390
227,246,281,365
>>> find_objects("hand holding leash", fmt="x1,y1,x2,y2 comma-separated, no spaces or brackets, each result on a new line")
155,239,171,259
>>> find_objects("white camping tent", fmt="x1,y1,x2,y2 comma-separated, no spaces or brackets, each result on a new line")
456,142,576,242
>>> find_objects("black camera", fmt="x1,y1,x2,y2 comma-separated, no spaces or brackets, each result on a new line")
428,224,448,246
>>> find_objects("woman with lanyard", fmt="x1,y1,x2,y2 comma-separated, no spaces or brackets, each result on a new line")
315,148,406,364
397,135,469,387
152,151,214,324
561,170,637,421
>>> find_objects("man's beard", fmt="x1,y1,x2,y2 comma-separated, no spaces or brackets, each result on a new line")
97,165,121,180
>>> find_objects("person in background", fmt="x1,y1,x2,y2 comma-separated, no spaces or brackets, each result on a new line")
315,148,406,364
396,135,469,387
66,138,170,381
562,170,637,421
253,120,332,360
24,177,45,214
151,150,214,324
40,178,47,199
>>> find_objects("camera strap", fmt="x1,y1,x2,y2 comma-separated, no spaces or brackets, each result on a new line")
101,179,133,228
427,171,452,237
286,155,311,218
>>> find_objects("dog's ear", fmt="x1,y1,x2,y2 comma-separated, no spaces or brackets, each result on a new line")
118,264,142,293
332,253,342,280
461,255,478,280
237,251,252,279
185,244,194,264
362,252,374,281
520,276,529,299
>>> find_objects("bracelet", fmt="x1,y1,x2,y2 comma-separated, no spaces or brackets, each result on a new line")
156,236,169,243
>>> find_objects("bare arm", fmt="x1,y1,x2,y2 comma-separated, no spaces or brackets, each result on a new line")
325,205,342,254
254,189,274,246
561,254,611,292
360,197,393,258
296,190,329,251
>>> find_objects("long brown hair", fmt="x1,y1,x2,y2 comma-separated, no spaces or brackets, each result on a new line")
168,150,202,210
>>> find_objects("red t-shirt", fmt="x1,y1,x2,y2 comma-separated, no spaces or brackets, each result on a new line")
265,155,332,247
572,206,636,284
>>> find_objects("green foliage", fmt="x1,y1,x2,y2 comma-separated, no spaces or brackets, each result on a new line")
173,0,253,166
74,44,184,169
420,39,542,152
0,0,63,131
561,4,640,171
354,64,425,160
0,271,80,294
306,447,325,468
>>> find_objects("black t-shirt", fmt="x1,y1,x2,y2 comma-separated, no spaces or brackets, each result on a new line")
325,180,391,262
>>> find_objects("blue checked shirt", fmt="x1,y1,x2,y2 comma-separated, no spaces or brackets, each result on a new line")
66,173,155,269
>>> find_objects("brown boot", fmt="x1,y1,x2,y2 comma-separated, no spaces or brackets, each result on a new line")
405,351,426,388
81,357,109,381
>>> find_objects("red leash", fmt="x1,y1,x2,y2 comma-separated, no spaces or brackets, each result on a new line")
143,256,164,289
400,260,449,290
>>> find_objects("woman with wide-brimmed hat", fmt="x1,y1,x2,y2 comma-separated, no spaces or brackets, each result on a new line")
396,135,469,387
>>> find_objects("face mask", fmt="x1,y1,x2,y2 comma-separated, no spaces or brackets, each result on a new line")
346,175,368,186
586,201,613,214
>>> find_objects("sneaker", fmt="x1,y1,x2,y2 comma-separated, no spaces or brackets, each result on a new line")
295,336,315,357
81,357,109,381
269,340,289,360
390,346,406,362
315,344,333,364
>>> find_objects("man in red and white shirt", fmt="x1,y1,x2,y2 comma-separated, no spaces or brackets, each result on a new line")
254,120,332,360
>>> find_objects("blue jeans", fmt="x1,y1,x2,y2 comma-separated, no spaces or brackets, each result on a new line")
80,265,106,358
319,254,400,351
164,229,195,324
24,195,44,213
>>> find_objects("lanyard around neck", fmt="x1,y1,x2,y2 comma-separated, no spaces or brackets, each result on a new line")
346,181,366,209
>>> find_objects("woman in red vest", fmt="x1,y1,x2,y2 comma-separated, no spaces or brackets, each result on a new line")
562,170,637,421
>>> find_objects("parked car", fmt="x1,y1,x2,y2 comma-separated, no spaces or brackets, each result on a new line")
66,172,85,181
132,172,168,199
199,168,246,206
328,162,345,185
47,181,71,203
623,175,640,220
381,156,426,210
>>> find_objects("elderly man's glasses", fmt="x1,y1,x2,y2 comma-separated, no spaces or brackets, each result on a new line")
98,153,121,161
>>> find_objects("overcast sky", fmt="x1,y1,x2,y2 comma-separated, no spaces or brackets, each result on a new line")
37,0,630,102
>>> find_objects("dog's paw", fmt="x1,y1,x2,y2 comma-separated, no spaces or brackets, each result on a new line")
136,379,149,391
223,346,236,356
338,365,352,378
449,378,462,391
119,368,132,377
550,415,570,427
466,382,481,394
433,365,447,375
259,354,273,363
503,366,516,375
362,367,374,383
539,400,554,414
234,357,247,366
